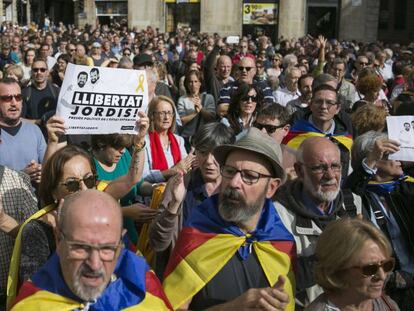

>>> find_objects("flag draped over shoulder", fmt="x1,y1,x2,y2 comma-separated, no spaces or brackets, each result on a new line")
367,175,414,196
11,249,172,311
282,119,353,152
7,181,110,310
162,195,296,310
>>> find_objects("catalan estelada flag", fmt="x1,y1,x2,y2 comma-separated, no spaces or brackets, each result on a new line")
11,249,172,311
282,119,353,152
7,181,110,310
162,195,296,310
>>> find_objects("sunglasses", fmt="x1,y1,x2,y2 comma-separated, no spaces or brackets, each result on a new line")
351,258,395,277
253,122,285,134
124,53,131,56
241,95,257,102
0,94,22,102
33,68,47,73
60,174,96,193
238,66,254,72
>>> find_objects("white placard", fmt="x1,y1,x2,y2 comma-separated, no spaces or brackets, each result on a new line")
387,116,414,161
56,63,148,135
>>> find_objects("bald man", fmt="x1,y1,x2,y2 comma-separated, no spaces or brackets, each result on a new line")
274,137,362,309
204,38,233,102
12,190,172,310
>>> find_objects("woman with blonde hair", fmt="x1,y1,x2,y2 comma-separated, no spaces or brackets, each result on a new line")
306,218,399,310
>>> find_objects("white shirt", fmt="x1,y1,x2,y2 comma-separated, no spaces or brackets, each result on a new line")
273,87,300,107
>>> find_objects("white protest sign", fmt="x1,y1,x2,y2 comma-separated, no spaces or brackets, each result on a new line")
56,63,148,134
386,116,414,161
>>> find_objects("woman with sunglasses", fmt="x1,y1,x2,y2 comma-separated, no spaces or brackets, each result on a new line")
221,82,263,136
7,115,149,305
306,218,398,310
50,54,70,87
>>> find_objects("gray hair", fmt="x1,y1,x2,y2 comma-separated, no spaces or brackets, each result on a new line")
192,122,235,153
118,56,133,69
351,131,388,170
282,54,298,69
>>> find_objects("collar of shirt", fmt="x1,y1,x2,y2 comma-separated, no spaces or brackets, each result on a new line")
301,189,334,216
308,115,335,135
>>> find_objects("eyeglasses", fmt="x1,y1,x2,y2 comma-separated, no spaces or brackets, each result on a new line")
238,66,254,72
60,231,121,262
241,95,257,102
32,68,47,73
253,122,285,134
69,49,76,52
351,258,395,277
123,53,131,56
60,173,96,192
221,165,273,185
0,94,22,102
272,58,280,61
312,99,337,107
358,61,369,66
298,162,342,174
154,111,173,118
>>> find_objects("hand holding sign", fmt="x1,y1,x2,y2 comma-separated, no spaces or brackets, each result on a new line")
134,111,149,144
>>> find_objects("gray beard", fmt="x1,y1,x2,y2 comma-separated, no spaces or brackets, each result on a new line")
303,173,340,203
71,264,107,302
218,186,267,225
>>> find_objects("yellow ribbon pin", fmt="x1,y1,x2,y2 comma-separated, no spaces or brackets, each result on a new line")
136,73,145,93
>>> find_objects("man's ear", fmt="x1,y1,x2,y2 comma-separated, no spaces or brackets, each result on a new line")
282,124,291,138
294,162,304,179
266,178,282,198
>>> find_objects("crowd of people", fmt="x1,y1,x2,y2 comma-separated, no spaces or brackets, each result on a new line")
1,18,414,310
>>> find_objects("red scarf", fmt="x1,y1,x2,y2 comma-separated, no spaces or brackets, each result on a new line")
149,130,182,170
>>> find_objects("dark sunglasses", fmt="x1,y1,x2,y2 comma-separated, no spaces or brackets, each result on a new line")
0,94,22,102
33,68,47,73
60,174,96,193
241,95,257,102
253,122,285,134
123,53,131,56
238,66,254,72
352,258,395,277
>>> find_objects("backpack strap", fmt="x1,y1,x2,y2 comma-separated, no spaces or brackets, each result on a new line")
342,188,357,217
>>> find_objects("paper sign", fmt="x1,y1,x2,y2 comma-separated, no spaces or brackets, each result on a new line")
387,116,414,161
56,63,148,134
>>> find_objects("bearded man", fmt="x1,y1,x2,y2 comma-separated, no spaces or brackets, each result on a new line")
275,137,362,309
11,190,172,310
163,128,296,311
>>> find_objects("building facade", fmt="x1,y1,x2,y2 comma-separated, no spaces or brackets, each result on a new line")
0,0,413,44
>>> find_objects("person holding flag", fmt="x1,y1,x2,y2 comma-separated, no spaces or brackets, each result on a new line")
162,128,296,310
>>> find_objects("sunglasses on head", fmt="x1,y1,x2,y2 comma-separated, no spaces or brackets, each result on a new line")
0,94,22,102
352,258,395,277
253,122,285,134
238,66,254,72
33,68,47,73
241,95,257,102
61,174,96,193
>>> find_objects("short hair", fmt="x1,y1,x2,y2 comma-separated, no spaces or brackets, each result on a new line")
257,103,291,126
282,54,298,69
184,70,204,94
296,137,340,163
192,122,235,153
57,53,71,64
351,131,387,170
91,134,133,151
147,95,177,133
312,84,337,97
351,105,387,137
39,145,96,205
0,77,20,87
32,57,48,69
298,73,313,89
118,56,133,69
285,66,301,79
314,218,392,292
356,74,382,95
312,73,337,89
331,57,347,68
